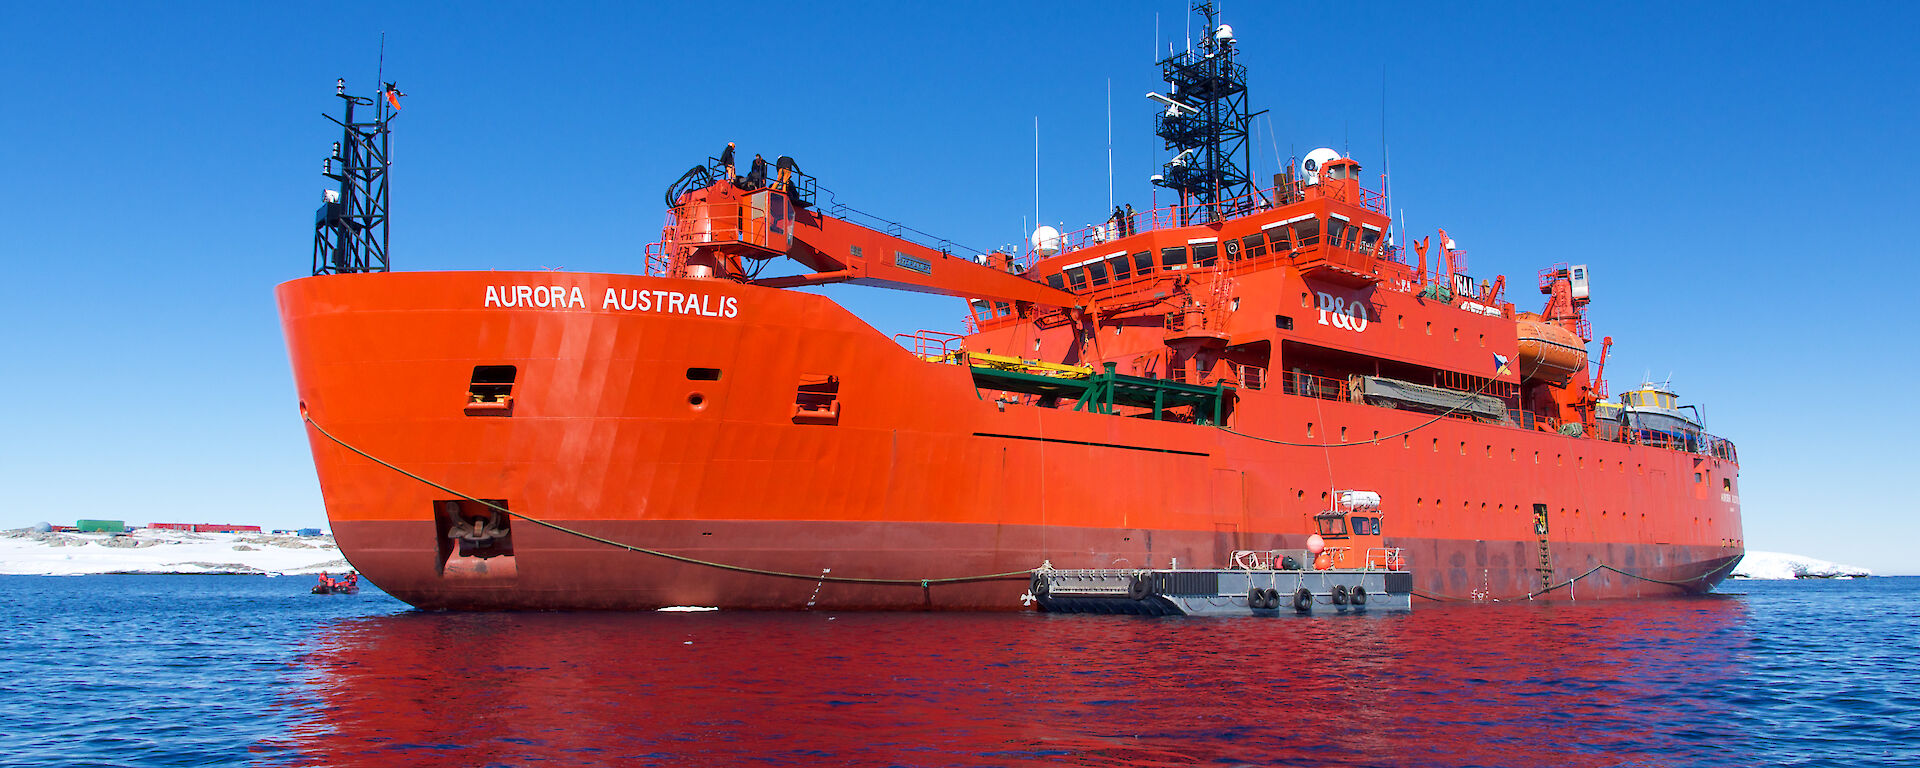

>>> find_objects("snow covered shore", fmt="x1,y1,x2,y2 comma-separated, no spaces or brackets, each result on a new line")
0,528,351,576
1730,550,1872,580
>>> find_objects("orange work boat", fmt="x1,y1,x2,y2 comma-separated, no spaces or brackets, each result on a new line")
280,5,1742,610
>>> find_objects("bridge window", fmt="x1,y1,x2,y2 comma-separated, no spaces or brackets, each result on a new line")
1241,234,1266,259
1086,261,1110,286
1065,266,1089,290
1191,241,1218,267
1288,216,1320,246
1360,225,1382,252
1161,246,1188,269
1265,226,1292,252
1326,217,1348,249
1107,253,1131,280
1045,273,1065,289
969,299,992,320
994,301,1012,317
1315,515,1347,536
1132,251,1153,273
1327,164,1347,180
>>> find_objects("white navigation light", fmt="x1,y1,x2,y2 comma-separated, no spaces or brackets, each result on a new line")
1031,225,1061,257
1301,147,1341,185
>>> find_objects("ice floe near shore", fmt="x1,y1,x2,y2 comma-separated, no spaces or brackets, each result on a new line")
1731,550,1872,580
0,528,349,576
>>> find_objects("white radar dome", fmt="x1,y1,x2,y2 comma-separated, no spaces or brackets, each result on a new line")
1301,147,1342,185
1031,225,1062,257
1215,24,1234,41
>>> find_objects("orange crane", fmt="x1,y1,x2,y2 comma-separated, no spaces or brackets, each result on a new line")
664,170,1079,312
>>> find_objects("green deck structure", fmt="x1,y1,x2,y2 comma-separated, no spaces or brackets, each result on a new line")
967,362,1234,425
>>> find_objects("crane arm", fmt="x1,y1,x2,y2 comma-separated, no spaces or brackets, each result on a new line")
760,209,1078,307
667,180,1078,309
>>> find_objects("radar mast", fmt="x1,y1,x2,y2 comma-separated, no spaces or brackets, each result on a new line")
1150,1,1254,225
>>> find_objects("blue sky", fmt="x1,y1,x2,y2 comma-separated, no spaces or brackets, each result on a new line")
2,2,1915,572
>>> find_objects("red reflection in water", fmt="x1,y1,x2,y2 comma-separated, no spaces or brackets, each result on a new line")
276,597,1750,767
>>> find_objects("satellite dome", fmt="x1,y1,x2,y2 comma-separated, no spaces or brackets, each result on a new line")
1031,225,1062,257
1301,147,1341,185
1215,24,1234,41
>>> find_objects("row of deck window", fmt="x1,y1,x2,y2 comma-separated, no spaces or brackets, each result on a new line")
1035,214,1386,294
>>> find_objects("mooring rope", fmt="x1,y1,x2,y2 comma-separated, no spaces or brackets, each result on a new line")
302,414,1034,587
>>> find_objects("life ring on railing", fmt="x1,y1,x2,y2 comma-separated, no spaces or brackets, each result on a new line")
1127,574,1152,600
1292,588,1314,612
1331,584,1350,605
1350,586,1368,606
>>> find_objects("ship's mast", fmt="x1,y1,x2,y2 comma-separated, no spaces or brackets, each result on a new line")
312,79,396,276
1151,1,1253,225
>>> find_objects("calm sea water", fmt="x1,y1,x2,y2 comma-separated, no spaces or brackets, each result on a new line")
2,576,1915,767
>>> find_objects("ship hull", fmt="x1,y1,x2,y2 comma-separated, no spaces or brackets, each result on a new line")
335,517,1740,610
280,271,1744,610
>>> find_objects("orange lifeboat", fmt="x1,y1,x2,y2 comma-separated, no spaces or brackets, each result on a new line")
1514,317,1587,385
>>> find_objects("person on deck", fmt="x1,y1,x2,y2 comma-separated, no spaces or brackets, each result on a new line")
1110,205,1125,240
719,142,736,180
1123,203,1136,236
775,155,799,193
744,154,768,189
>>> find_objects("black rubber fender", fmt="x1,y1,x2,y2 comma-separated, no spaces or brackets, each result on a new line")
1331,584,1350,605
1263,588,1281,608
1248,588,1268,610
1128,574,1152,600
1350,585,1368,606
1030,573,1050,598
1292,588,1314,612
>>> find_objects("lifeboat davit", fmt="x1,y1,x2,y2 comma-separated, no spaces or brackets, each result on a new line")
1514,318,1587,385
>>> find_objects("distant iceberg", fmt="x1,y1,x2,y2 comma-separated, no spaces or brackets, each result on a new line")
1731,551,1872,580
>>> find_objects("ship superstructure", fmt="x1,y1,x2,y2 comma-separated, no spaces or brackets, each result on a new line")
278,5,1742,610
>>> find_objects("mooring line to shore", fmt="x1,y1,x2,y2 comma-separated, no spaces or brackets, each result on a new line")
302,414,1034,587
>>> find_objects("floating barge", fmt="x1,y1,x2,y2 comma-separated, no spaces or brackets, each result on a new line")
1035,562,1413,616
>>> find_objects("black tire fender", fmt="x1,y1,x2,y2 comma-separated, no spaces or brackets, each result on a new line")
1128,574,1152,600
1332,584,1350,605
1248,588,1268,610
1350,585,1368,606
1292,588,1314,612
